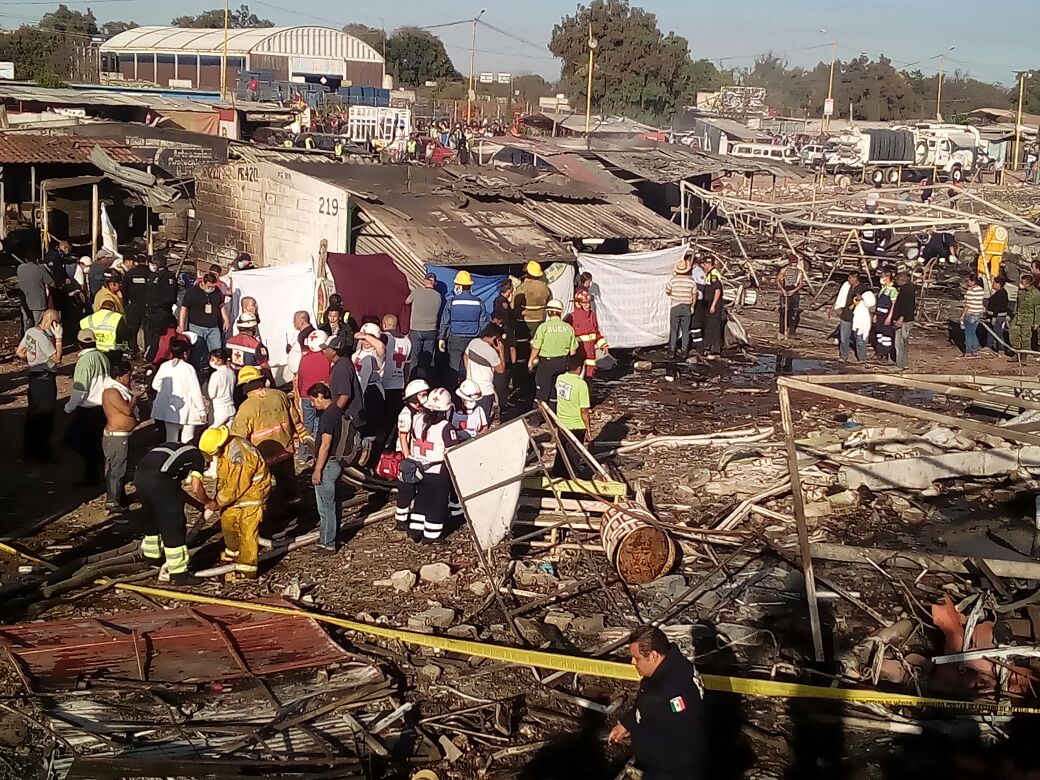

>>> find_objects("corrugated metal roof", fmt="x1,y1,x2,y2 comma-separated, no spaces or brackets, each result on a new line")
521,196,688,240
0,135,143,164
534,111,660,135
0,83,266,112
101,25,382,62
358,196,569,269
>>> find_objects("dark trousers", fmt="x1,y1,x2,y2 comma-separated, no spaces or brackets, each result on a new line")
690,304,707,352
25,372,57,461
535,356,568,406
144,307,167,360
493,371,510,414
124,304,145,357
269,458,299,505
65,405,106,482
552,427,592,479
668,304,692,355
445,334,472,387
132,473,187,549
395,481,416,530
703,310,725,354
383,387,404,431
410,329,438,379
361,387,386,443
410,466,452,541
102,433,130,505
779,290,800,335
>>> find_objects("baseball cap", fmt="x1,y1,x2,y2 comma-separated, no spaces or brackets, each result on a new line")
77,328,95,344
326,334,348,354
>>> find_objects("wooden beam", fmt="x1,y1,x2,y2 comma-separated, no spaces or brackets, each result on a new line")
810,542,1040,580
779,384,825,662
778,376,1040,447
521,476,627,497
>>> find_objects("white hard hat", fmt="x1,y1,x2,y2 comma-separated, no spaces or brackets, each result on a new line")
456,379,483,403
236,312,259,328
306,330,329,352
360,322,382,338
546,298,564,312
404,378,430,399
423,387,453,412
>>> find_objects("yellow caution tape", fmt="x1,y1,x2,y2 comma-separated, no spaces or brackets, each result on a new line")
0,541,59,572
110,583,1040,716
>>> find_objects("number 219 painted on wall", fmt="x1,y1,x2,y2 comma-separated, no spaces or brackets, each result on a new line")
318,197,340,216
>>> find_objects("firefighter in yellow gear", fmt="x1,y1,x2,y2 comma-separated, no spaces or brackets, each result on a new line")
200,425,272,580
230,365,310,506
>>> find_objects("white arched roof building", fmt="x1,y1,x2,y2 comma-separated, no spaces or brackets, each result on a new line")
100,25,384,91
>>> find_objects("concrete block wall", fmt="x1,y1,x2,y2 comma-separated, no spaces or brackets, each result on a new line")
190,162,348,269
192,162,265,266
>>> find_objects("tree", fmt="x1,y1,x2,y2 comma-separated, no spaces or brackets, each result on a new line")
102,20,139,37
342,23,386,53
549,0,696,122
384,27,460,86
172,5,273,28
40,4,97,36
0,5,98,80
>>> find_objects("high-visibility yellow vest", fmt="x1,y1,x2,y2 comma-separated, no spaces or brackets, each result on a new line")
80,310,125,352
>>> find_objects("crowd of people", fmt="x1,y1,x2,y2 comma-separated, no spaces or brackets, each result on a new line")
14,245,609,583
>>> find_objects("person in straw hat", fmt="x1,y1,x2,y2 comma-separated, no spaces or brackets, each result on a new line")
665,256,697,359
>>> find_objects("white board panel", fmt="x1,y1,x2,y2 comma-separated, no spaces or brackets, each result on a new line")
445,418,531,551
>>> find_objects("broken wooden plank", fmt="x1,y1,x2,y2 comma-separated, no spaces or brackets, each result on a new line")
521,476,628,497
810,542,1040,581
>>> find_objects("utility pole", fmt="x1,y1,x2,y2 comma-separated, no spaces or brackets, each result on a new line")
935,46,955,121
1013,71,1033,171
585,22,597,136
220,0,230,100
823,38,836,132
466,9,486,124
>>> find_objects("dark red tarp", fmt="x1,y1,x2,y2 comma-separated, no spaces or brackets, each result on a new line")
326,252,412,332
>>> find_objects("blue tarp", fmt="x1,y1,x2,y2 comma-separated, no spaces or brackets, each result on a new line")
425,266,508,318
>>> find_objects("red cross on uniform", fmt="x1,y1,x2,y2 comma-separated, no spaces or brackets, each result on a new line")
413,438,435,456
393,349,407,368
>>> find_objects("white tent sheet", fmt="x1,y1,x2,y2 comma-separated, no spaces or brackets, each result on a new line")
576,245,688,348
228,263,316,381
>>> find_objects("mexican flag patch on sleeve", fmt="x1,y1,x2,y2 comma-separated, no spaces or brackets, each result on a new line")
669,696,686,713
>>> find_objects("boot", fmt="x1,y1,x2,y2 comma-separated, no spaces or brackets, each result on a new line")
170,572,203,586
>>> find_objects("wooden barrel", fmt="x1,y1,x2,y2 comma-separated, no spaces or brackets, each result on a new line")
599,502,676,585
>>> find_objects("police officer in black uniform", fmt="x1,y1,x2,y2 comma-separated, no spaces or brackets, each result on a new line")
145,252,179,359
609,625,709,780
122,252,152,359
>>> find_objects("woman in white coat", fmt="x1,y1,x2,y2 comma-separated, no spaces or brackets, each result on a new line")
151,339,207,443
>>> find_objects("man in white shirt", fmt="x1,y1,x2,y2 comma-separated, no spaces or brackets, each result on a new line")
464,324,506,423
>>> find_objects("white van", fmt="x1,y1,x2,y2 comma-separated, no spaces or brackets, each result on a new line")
728,143,800,165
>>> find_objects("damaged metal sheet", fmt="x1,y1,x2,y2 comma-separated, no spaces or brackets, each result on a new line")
0,600,350,691
88,145,182,209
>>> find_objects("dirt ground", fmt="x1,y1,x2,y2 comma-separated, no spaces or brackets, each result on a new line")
1,292,1040,779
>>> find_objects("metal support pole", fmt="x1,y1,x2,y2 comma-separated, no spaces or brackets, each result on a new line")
220,0,230,100
778,383,825,662
91,183,99,258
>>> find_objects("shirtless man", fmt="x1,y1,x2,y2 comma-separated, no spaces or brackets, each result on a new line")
102,359,139,516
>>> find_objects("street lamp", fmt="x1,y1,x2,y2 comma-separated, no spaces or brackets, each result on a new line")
819,29,837,132
585,23,597,136
1014,71,1033,171
466,9,487,124
935,46,956,121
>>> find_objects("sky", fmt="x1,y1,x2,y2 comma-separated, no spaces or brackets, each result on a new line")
4,0,1034,86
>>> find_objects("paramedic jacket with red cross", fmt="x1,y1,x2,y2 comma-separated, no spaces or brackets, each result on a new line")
620,645,709,779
